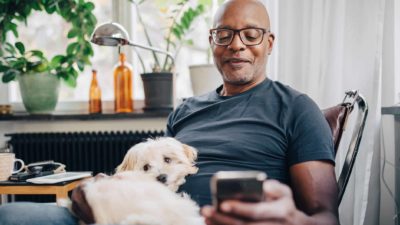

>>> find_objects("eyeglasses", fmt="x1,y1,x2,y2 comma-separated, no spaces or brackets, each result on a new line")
210,28,269,46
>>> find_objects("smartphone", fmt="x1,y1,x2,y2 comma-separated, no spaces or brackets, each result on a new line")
210,171,267,211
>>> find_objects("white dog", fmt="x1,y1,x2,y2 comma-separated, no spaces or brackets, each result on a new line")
83,171,204,225
116,137,198,192
70,137,203,225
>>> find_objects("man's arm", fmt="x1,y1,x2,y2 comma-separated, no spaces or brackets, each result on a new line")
289,160,339,225
201,161,339,225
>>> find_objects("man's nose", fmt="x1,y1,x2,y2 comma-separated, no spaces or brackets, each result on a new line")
228,33,245,51
156,174,168,183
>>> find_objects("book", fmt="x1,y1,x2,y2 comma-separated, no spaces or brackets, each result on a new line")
26,172,92,184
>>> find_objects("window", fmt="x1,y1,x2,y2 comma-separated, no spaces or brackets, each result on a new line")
6,0,279,109
8,0,114,103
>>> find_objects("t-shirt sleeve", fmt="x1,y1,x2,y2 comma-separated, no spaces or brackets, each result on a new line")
286,95,335,166
165,111,176,137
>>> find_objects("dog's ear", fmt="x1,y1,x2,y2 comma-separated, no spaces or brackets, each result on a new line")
183,144,198,175
182,144,197,163
115,148,137,173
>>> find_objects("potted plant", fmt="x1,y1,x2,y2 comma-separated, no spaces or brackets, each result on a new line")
128,0,208,110
188,0,224,96
0,0,96,114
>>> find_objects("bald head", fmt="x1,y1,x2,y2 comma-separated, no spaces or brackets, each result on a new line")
213,0,270,29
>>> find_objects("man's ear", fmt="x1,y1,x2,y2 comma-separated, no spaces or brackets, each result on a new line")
267,32,275,55
182,144,198,164
115,148,137,173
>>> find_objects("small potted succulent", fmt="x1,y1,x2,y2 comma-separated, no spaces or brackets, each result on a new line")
0,0,96,114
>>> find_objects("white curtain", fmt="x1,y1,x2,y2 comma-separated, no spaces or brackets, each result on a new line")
272,0,386,224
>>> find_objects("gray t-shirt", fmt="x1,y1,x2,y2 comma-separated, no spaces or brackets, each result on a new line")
166,78,335,206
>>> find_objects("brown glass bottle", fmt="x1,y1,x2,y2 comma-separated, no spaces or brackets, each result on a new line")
114,53,133,113
89,70,102,114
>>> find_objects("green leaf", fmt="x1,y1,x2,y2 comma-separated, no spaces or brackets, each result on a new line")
8,22,18,38
2,70,19,83
69,67,78,78
63,73,77,87
31,2,42,10
88,14,97,27
51,55,65,67
26,61,42,71
185,39,194,46
181,15,189,29
0,65,9,72
197,4,205,13
67,42,79,55
32,61,48,72
10,58,26,70
15,42,25,55
84,2,95,11
45,4,57,14
67,28,79,38
172,27,182,40
77,60,85,71
29,50,44,58
83,41,93,56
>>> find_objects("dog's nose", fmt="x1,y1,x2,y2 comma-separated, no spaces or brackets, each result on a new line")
156,174,167,183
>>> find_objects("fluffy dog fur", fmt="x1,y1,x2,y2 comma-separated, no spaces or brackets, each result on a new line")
70,137,203,225
83,171,204,225
116,137,198,192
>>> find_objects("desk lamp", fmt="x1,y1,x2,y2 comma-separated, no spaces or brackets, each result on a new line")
90,22,174,66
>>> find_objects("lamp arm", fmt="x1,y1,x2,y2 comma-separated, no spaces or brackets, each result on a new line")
128,42,175,70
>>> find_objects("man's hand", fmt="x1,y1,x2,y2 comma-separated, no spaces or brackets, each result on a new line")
202,180,306,225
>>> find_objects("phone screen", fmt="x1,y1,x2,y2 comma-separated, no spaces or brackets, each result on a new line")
211,171,267,210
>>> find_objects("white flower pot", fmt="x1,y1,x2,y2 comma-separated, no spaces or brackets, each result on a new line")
189,64,222,96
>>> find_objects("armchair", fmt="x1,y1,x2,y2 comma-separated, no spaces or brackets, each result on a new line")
322,90,368,204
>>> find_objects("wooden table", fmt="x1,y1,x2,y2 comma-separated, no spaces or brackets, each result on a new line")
0,179,82,205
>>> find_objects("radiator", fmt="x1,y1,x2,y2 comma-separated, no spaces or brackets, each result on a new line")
5,130,164,202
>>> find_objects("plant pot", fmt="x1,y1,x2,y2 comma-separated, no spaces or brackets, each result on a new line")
141,72,173,111
18,73,60,114
189,64,222,96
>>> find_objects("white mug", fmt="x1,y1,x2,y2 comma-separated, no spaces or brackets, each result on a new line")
0,153,25,181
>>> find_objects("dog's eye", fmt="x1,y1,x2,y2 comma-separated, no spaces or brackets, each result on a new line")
143,164,151,171
164,157,171,163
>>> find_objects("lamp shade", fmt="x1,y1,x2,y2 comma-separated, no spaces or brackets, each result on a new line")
90,22,175,67
90,22,130,46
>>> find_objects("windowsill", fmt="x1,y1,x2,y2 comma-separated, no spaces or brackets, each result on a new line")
0,109,171,121
0,100,172,121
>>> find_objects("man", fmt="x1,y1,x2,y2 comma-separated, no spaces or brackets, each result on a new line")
167,0,340,224
0,0,338,224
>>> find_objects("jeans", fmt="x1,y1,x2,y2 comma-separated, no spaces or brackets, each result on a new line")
0,202,78,225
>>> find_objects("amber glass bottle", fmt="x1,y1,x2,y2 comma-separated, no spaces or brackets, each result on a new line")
114,53,133,113
89,70,102,114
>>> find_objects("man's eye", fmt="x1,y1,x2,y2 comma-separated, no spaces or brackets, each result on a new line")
216,31,231,39
164,157,171,163
143,164,151,171
218,36,231,42
245,35,257,40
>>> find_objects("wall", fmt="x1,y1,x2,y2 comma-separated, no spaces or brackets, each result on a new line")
0,84,8,105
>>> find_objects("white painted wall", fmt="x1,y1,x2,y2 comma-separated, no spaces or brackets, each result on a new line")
0,84,8,105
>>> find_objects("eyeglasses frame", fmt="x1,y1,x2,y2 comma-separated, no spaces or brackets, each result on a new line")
209,27,270,46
